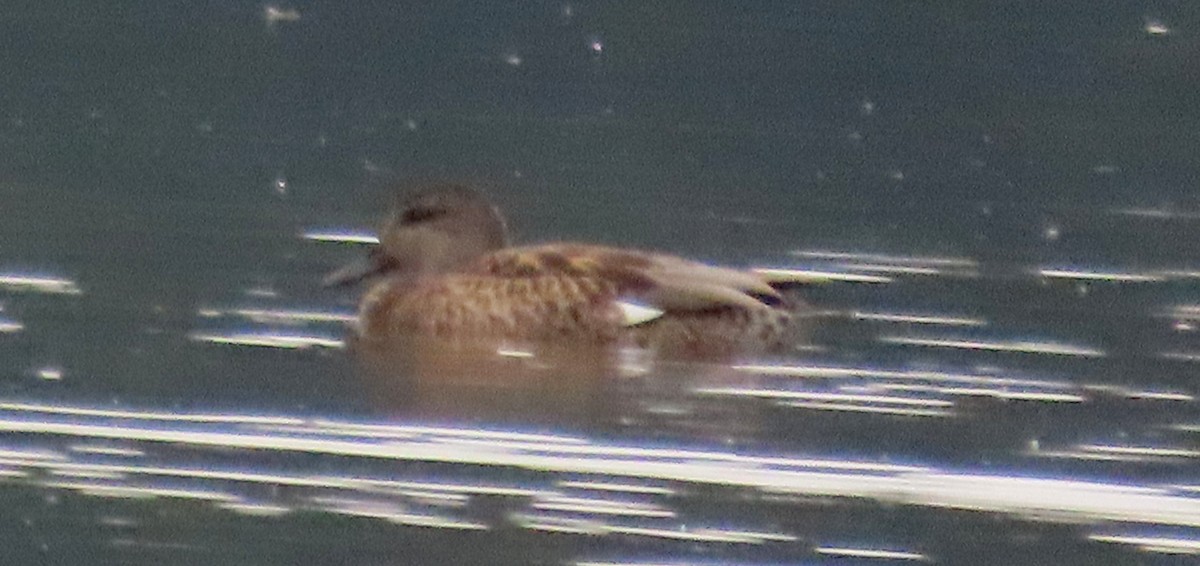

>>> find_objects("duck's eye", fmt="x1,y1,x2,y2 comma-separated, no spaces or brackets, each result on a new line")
402,206,446,224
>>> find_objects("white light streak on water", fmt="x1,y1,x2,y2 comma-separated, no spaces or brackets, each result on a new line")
558,480,674,495
42,480,240,502
1161,305,1200,320
304,420,589,445
791,251,977,268
264,5,301,24
300,230,379,244
935,388,1085,403
1161,351,1200,362
0,446,67,462
345,478,545,498
0,273,83,295
217,501,292,517
249,423,423,441
1111,206,1200,219
188,331,344,349
0,402,305,425
0,412,1195,528
215,308,357,325
695,387,953,408
752,268,891,283
1031,447,1175,463
109,538,200,552
37,367,62,381
779,401,953,418
575,562,759,566
1080,384,1194,402
1078,445,1200,459
243,287,279,298
396,490,469,507
518,513,605,535
1142,19,1171,36
814,546,928,560
789,250,979,278
49,468,127,481
599,524,794,544
311,496,487,530
878,335,1105,357
68,444,145,457
858,383,1084,403
851,264,943,275
853,311,987,326
1036,268,1164,282
734,363,1075,390
1089,533,1200,555
532,494,675,518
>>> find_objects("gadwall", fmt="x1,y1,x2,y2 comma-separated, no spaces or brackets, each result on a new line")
326,184,814,360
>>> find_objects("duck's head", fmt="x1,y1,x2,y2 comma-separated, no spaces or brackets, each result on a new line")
324,184,509,287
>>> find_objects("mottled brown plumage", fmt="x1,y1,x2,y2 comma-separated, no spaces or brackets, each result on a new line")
327,184,814,360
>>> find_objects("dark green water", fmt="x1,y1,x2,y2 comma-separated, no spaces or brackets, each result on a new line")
1,2,1199,564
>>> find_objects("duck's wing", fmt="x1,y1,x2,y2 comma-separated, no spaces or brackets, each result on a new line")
472,244,782,313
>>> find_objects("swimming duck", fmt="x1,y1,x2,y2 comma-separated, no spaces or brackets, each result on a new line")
325,184,814,360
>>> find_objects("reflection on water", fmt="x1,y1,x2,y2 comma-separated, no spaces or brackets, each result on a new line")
0,273,83,296
0,399,1197,562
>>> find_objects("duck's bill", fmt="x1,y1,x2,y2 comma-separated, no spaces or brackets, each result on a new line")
322,249,391,288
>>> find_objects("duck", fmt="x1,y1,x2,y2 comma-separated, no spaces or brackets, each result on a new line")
325,184,817,361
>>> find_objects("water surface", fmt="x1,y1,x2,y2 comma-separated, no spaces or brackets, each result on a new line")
1,2,1199,564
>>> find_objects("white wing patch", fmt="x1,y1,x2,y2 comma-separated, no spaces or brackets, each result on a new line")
615,301,664,327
